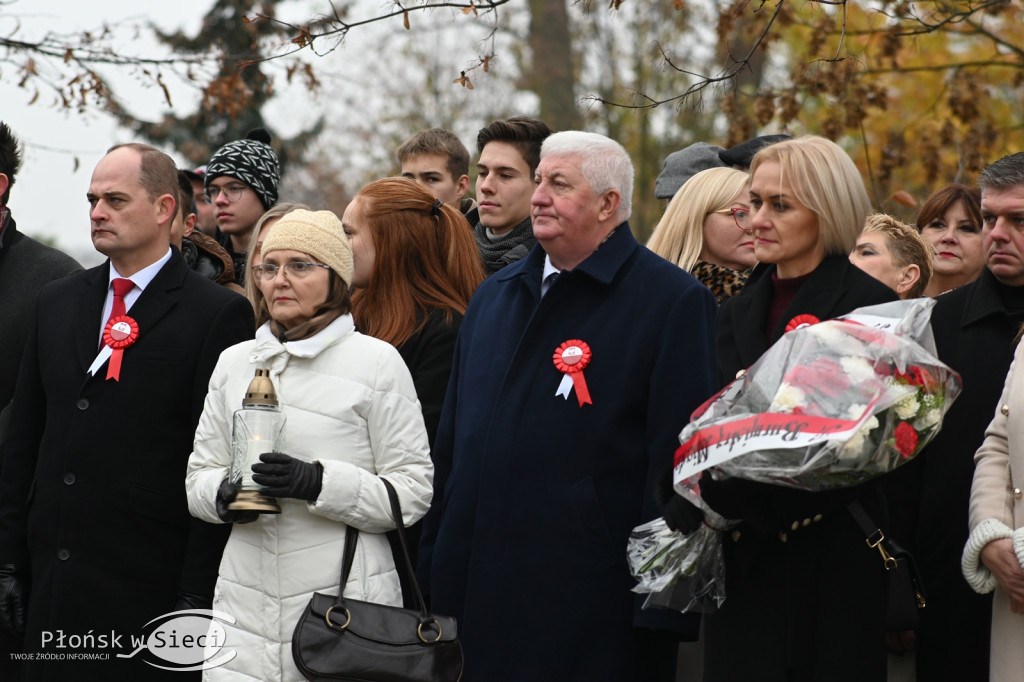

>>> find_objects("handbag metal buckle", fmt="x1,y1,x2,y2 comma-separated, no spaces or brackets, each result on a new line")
865,529,898,570
417,619,443,644
325,605,352,631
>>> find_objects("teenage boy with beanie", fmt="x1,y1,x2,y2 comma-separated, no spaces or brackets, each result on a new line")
469,116,553,276
397,128,475,216
205,128,280,286
171,170,243,294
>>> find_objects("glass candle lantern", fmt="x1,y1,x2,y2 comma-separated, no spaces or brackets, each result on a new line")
229,368,286,513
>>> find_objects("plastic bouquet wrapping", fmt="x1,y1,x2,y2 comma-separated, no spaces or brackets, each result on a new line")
628,298,962,614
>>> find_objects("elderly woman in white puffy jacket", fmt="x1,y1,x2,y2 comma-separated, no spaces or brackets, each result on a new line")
185,209,433,682
962,339,1024,682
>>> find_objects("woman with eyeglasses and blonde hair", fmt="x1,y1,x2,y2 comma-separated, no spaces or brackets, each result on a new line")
647,167,756,304
185,209,434,681
661,136,898,680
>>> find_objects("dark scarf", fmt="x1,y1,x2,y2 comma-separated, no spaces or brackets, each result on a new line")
473,216,535,275
689,261,751,305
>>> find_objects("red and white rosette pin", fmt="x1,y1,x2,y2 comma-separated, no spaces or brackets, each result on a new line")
102,315,139,381
553,339,593,407
785,314,820,334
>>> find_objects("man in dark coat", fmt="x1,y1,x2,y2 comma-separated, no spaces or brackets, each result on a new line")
0,143,254,680
0,120,82,682
890,152,1024,681
0,121,82,416
419,131,719,681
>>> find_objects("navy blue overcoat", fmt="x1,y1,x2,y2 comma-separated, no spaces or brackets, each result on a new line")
420,224,718,681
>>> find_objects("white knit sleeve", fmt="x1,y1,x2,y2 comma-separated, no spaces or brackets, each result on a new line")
962,517,1015,594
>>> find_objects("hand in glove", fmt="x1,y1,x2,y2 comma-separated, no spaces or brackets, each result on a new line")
0,564,26,636
215,478,260,524
251,452,324,502
662,496,705,534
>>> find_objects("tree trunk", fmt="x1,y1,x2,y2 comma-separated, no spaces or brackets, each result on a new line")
528,0,579,131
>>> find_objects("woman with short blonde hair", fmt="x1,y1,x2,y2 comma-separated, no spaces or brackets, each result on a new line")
647,167,754,303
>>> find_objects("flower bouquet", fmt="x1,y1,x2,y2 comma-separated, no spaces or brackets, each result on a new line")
628,298,962,613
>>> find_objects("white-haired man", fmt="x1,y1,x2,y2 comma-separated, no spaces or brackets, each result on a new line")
419,131,719,681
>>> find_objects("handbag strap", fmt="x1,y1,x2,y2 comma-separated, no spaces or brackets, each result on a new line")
847,500,897,569
336,477,431,619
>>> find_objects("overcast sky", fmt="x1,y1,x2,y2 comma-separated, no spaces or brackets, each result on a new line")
0,0,346,267
0,1,218,265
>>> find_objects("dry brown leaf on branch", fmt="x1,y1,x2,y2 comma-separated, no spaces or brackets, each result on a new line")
889,190,917,208
156,73,172,107
403,11,410,30
453,71,474,89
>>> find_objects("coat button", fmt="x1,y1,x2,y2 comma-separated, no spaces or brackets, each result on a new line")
57,549,70,561
790,521,800,531
813,514,823,522
731,530,742,542
1015,488,1022,500
1002,404,1010,416
802,518,812,527
779,532,788,543
76,398,89,411
63,473,76,485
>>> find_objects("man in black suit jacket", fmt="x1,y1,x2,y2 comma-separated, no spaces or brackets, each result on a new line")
0,143,254,679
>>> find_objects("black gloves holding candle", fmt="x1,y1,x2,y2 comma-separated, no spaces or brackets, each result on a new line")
251,452,324,502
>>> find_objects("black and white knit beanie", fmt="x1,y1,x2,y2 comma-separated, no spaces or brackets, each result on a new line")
205,128,280,209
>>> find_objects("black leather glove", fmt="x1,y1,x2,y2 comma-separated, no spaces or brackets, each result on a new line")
0,564,26,636
251,452,324,502
215,478,260,524
174,590,212,613
662,496,705,534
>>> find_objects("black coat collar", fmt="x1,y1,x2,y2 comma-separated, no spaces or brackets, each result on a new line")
718,254,898,378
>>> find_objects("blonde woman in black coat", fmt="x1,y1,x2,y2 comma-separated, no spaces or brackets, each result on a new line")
671,136,898,681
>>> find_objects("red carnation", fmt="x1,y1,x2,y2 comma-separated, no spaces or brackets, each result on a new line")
894,422,918,458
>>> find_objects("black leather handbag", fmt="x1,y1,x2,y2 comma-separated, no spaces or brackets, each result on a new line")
291,478,463,681
848,501,927,632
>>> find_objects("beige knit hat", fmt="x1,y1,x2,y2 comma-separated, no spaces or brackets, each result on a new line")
261,209,353,286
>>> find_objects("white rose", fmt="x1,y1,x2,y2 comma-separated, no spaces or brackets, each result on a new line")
840,356,876,384
770,383,807,413
839,415,878,461
809,323,845,346
914,409,941,430
847,403,868,421
895,395,920,420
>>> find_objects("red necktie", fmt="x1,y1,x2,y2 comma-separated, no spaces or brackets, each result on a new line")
109,278,135,322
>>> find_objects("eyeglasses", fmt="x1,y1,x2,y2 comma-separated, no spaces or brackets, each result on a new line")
711,206,752,230
250,262,332,281
203,184,249,203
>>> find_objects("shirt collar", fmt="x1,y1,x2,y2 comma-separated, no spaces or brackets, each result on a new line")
542,254,560,282
108,248,173,291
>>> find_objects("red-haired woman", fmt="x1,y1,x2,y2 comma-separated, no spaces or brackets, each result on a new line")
342,177,485,447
